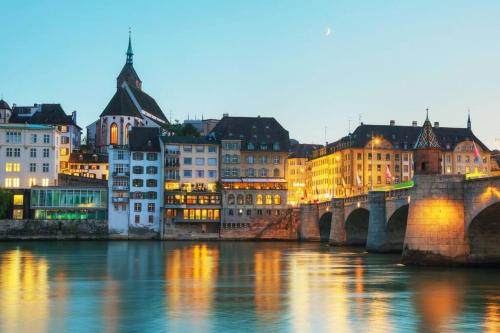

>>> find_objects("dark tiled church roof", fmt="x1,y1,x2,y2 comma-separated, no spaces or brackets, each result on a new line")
211,116,290,152
0,99,11,110
100,87,142,118
129,127,161,152
128,85,167,122
10,104,80,128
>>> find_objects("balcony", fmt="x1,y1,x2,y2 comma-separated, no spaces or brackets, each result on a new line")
112,185,129,191
112,197,129,203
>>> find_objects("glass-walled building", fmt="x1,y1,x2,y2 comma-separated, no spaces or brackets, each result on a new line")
31,187,107,220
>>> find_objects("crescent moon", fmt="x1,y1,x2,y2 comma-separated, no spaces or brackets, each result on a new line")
325,27,331,36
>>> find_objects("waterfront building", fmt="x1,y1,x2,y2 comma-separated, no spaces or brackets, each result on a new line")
0,123,60,189
183,118,220,135
30,186,107,220
211,116,289,224
307,116,491,202
108,127,163,235
287,143,322,206
8,103,81,172
67,152,109,180
91,32,169,152
162,136,221,233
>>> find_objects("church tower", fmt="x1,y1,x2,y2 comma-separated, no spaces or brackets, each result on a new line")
414,109,442,174
116,29,142,90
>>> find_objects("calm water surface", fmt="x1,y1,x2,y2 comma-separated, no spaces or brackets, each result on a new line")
0,241,498,333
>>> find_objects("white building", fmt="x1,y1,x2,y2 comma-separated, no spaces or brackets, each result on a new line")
0,124,60,188
108,127,163,236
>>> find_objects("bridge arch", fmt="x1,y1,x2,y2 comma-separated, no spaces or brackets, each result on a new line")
345,208,369,246
318,212,332,242
467,202,500,264
385,204,409,251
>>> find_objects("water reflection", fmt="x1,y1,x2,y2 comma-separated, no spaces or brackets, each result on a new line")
0,242,497,333
0,250,50,333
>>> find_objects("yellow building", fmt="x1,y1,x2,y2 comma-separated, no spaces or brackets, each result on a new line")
287,144,321,205
306,118,491,203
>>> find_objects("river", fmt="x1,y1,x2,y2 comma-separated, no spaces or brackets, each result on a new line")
0,241,498,333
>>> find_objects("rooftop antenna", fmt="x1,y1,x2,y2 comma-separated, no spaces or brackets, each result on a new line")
358,113,362,125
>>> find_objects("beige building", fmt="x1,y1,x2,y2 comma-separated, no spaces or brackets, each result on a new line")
287,143,321,205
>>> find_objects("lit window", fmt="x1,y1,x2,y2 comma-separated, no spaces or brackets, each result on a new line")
274,195,281,205
29,178,37,187
42,178,49,187
110,123,118,145
265,194,272,205
13,195,24,205
256,194,263,205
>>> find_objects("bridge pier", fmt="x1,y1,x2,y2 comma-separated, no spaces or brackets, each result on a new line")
402,175,469,265
329,198,347,245
299,204,320,241
366,191,388,252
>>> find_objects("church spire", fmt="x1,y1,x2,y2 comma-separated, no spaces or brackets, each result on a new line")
126,28,134,64
467,109,471,130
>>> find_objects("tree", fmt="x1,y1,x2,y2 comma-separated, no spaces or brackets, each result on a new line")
0,189,12,219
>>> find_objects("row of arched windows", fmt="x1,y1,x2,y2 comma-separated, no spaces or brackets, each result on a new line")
109,123,131,145
227,193,281,206
246,168,280,177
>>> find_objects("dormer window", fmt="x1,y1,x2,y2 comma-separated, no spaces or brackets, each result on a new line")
260,143,268,151
272,142,280,151
247,142,255,150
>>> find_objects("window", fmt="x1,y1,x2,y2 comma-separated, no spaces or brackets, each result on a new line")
377,164,381,172
246,209,252,216
196,170,204,178
231,155,239,164
357,153,362,160
42,178,49,187
148,203,155,212
196,145,205,153
135,215,140,224
43,148,49,158
245,194,253,205
184,158,192,165
259,156,268,164
273,156,280,164
61,136,70,144
133,166,144,174
385,153,391,161
273,168,280,177
246,168,255,177
146,166,157,174
195,158,205,165
272,142,280,151
6,148,12,157
6,132,21,143
134,203,142,212
377,176,381,184
133,179,144,187
207,158,217,166
60,148,69,156
30,163,36,172
368,153,372,160
110,123,118,145
148,215,154,224
257,209,262,215
146,179,157,187
13,195,24,205
265,194,272,205
377,153,381,161
31,134,37,143
228,194,235,205
237,194,244,205
147,153,157,161
183,145,192,152
43,163,49,173
29,178,36,186
247,142,255,150
4,178,20,188
259,168,268,177
208,146,217,153
124,125,130,145
247,156,255,164
14,148,20,157
395,154,400,161
274,195,281,205
133,152,144,160
208,170,217,178
228,209,234,216
183,170,192,178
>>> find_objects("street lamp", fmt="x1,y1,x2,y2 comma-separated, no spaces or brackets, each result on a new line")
371,132,380,191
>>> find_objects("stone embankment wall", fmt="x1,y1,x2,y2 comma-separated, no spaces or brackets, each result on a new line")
220,208,300,240
0,219,108,240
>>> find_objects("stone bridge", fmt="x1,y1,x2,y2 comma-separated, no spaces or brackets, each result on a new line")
300,174,500,265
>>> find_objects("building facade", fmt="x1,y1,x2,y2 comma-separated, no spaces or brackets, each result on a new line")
163,136,221,233
0,124,60,189
211,116,289,225
107,127,163,236
287,143,322,205
67,152,109,180
306,116,491,203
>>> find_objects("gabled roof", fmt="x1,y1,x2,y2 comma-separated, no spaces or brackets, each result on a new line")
415,118,441,149
10,104,80,129
289,143,323,158
0,99,11,110
100,87,142,118
211,116,290,152
129,127,161,152
128,85,168,122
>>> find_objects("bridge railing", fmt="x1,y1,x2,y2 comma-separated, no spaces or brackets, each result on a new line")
344,194,368,204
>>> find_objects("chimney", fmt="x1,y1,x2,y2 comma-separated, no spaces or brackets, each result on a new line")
390,120,395,126
412,121,417,127
72,110,77,123
222,113,229,118
434,121,439,128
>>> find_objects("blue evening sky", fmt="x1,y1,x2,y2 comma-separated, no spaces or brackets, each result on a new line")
1,0,499,148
